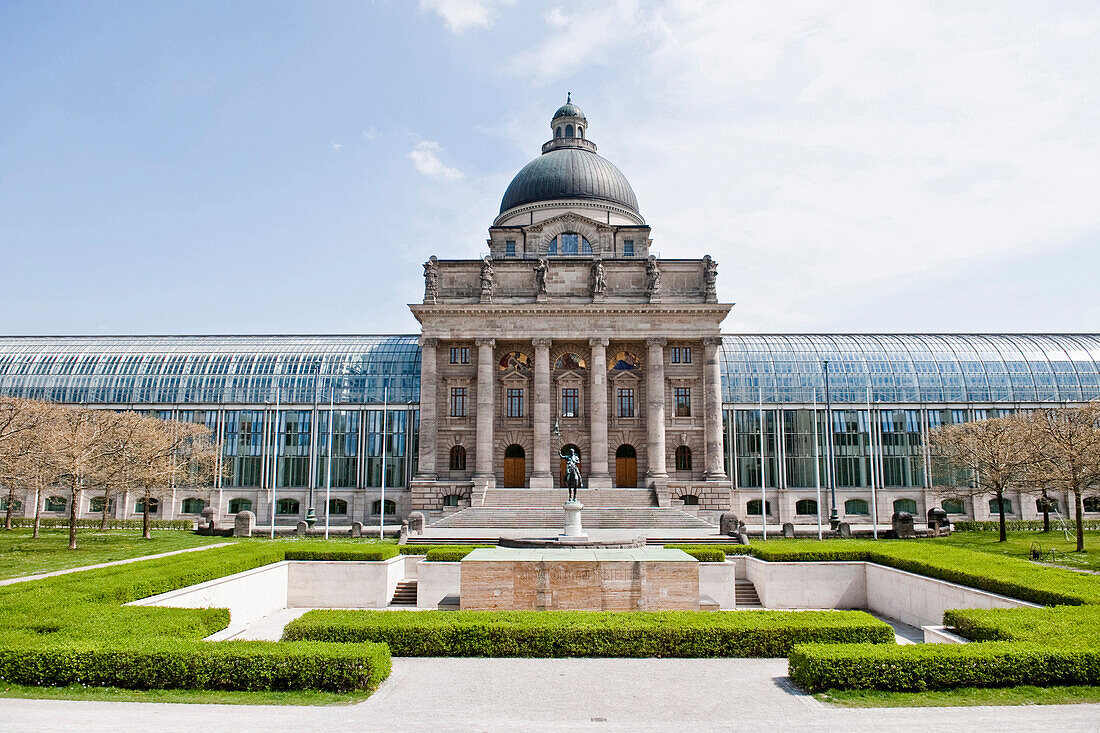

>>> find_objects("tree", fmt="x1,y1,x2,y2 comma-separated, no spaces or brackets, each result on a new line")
48,407,120,550
90,412,144,531
1023,402,1100,552
0,397,46,530
930,415,1036,543
125,415,212,540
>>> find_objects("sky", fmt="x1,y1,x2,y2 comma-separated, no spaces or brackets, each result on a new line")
1,0,1098,336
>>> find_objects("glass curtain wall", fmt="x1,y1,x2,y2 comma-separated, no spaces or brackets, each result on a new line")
315,410,360,487
276,410,311,487
223,410,264,487
364,410,409,488
830,409,871,488
782,409,824,488
878,409,924,487
734,409,779,488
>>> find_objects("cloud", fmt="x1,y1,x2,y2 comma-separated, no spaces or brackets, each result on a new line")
420,0,515,33
331,142,342,152
361,127,379,141
407,140,465,181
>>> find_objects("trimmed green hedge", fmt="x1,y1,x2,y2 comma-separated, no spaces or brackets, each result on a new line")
0,544,391,693
680,548,726,563
425,548,477,562
283,609,893,658
284,546,398,562
0,640,391,692
665,544,753,558
7,518,193,530
398,544,493,555
954,519,1100,533
789,642,1100,692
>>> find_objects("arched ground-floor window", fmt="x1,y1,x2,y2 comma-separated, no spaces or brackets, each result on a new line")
181,497,205,514
844,498,869,515
328,498,348,515
680,494,699,506
941,499,964,514
45,496,67,512
795,499,818,515
892,498,917,514
989,498,1013,515
134,498,160,514
89,496,114,513
276,498,299,515
747,499,772,515
372,499,396,516
1083,496,1100,513
443,494,461,507
228,498,252,514
449,445,467,471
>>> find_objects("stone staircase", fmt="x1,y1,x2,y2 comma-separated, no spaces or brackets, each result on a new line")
734,579,762,609
429,506,716,530
479,488,657,507
390,579,418,606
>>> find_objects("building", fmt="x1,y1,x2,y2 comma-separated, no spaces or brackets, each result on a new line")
2,100,1099,530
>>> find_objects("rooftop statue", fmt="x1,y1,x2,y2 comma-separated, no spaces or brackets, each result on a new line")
703,255,718,302
423,256,438,304
646,255,661,297
480,256,494,303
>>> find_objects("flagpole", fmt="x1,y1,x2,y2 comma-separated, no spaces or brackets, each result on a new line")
866,385,878,540
813,391,822,540
324,381,334,541
270,385,280,540
379,386,388,541
759,386,766,541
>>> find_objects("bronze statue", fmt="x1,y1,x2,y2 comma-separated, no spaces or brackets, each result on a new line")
560,447,582,502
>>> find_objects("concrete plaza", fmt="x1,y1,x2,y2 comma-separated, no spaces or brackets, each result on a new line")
3,657,1098,733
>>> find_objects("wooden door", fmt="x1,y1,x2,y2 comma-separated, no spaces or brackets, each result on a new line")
615,444,637,487
504,457,525,487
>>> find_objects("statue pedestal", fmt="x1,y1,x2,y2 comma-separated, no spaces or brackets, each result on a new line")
560,500,587,540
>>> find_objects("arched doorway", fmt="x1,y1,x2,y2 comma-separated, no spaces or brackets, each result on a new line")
559,444,582,487
503,444,526,488
615,444,637,488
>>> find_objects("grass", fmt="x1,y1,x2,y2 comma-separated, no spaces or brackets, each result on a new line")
0,529,232,580
938,529,1100,573
0,681,371,706
815,685,1100,708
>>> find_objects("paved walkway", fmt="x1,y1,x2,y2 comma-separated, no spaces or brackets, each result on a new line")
0,542,235,586
3,658,1099,732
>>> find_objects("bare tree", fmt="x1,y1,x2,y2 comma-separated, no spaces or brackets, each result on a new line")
125,415,211,540
90,412,144,530
930,415,1036,543
48,407,120,550
0,398,46,530
1023,402,1100,552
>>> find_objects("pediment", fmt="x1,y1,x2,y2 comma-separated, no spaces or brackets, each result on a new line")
608,369,641,383
525,212,611,234
556,369,585,383
500,367,530,383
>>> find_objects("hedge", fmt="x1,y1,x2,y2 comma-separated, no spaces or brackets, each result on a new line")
0,543,391,693
7,518,193,531
425,548,477,562
665,544,753,557
789,642,1100,692
283,609,893,658
398,544,493,555
954,519,1100,533
284,546,398,562
679,548,726,563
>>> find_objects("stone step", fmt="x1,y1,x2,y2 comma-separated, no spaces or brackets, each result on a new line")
734,579,762,608
480,488,656,508
390,579,418,606
429,507,716,530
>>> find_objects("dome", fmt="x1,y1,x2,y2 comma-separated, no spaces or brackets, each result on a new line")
499,147,639,214
553,102,585,120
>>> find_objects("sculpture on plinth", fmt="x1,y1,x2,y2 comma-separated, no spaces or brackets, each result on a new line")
480,256,495,303
591,256,606,297
534,257,549,297
645,255,661,301
560,447,582,502
423,255,439,304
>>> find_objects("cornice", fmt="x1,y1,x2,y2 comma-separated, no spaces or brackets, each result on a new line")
411,303,734,319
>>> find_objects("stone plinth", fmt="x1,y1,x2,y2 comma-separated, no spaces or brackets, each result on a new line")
459,547,699,611
561,500,586,540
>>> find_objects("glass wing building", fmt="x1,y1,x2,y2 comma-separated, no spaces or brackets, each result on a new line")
1,333,1097,526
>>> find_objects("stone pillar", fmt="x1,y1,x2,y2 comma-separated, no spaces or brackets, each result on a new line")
645,337,668,481
473,337,496,487
588,337,611,488
415,337,438,479
531,337,553,488
703,337,728,481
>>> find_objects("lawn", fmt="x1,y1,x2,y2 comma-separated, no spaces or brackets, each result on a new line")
816,685,1100,708
938,529,1100,573
0,682,369,706
0,529,231,580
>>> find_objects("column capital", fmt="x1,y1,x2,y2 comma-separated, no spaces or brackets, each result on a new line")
701,337,723,347
419,336,439,348
645,337,667,348
532,337,553,348
588,337,609,347
474,337,496,348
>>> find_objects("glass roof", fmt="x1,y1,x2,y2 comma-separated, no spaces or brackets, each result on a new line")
0,335,420,405
1,334,1097,407
720,334,1100,404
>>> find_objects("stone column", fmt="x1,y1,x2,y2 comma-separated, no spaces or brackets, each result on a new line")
645,337,668,481
703,337,728,481
530,337,553,488
588,337,611,488
415,337,438,479
473,338,496,487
